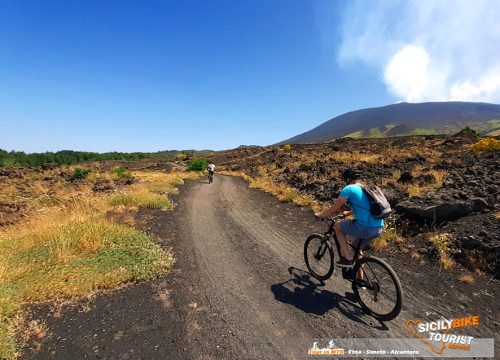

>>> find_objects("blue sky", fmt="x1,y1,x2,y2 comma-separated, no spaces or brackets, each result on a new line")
1,0,499,153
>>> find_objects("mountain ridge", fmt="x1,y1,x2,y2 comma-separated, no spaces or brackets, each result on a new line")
277,101,500,144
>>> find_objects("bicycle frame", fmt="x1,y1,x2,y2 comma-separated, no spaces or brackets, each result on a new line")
321,217,363,263
320,217,375,285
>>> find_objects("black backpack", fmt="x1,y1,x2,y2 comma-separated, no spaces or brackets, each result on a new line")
361,185,392,219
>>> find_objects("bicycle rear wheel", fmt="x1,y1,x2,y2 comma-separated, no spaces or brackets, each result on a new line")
352,256,403,321
304,234,335,281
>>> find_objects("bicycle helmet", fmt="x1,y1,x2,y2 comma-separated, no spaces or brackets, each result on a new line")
342,168,363,183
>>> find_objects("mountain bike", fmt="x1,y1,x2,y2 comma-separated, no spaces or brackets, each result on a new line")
304,215,403,321
208,170,214,184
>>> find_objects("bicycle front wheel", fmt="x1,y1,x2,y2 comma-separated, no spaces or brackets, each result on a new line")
352,256,403,321
304,234,335,281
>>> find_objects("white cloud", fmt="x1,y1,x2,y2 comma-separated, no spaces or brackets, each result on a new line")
450,67,500,102
334,0,500,103
384,45,429,102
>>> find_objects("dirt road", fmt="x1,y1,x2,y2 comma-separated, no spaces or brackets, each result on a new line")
24,176,498,359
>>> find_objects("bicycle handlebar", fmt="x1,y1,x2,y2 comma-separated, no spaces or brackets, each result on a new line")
315,214,345,222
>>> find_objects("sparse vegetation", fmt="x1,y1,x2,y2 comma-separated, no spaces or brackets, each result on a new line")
458,273,475,284
110,166,133,180
411,252,421,261
70,167,91,180
0,168,201,359
428,233,455,270
284,190,299,202
370,227,403,250
468,137,500,153
221,170,318,210
0,196,173,358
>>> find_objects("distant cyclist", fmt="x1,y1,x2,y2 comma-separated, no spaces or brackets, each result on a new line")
315,169,384,268
207,161,216,182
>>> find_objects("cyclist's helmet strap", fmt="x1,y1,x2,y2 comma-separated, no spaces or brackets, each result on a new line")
342,169,363,184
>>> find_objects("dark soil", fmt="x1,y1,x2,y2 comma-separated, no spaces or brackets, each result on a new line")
22,176,499,359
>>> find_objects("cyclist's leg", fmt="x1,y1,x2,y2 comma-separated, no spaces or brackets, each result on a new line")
338,220,379,261
352,232,382,280
334,221,354,260
351,238,365,279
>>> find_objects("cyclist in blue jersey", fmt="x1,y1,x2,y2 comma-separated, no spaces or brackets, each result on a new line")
315,169,384,268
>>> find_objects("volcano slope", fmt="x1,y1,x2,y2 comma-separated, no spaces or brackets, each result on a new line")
213,135,500,279
23,175,498,359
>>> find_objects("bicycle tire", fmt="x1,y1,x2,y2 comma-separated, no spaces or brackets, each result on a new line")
352,256,403,321
304,234,335,281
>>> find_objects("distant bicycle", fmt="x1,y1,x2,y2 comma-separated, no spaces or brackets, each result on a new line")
304,215,403,321
208,171,214,184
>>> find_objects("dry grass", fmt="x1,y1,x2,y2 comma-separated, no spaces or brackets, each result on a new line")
411,252,421,261
377,169,446,197
406,184,421,198
458,273,475,284
0,170,199,359
370,237,388,250
109,171,201,210
370,227,403,250
326,151,383,164
220,170,319,210
428,233,455,270
404,169,447,198
440,254,456,270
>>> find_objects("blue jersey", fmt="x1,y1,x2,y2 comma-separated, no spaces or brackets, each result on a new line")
339,184,384,228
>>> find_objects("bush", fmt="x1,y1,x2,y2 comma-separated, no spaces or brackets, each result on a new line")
454,126,480,137
176,153,187,161
282,144,292,151
70,168,91,180
187,158,207,171
468,138,500,153
110,166,133,180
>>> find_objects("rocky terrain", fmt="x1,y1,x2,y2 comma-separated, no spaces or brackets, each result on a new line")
0,159,184,227
210,135,500,278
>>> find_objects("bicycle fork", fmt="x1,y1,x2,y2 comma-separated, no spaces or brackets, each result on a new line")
314,236,329,260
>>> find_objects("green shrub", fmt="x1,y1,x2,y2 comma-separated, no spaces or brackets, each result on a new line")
282,144,292,151
187,158,207,171
70,168,91,180
469,138,500,153
110,166,132,180
454,126,480,137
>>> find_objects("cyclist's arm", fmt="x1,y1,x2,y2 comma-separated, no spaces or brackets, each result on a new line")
315,197,347,218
